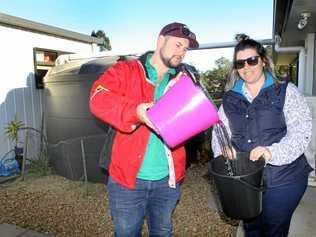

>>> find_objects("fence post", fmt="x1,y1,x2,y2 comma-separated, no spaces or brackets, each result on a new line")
21,130,29,181
80,139,88,195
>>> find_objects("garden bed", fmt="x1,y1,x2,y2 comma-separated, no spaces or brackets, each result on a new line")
0,164,238,237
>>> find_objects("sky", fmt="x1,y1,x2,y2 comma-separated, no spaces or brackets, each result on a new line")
0,0,274,71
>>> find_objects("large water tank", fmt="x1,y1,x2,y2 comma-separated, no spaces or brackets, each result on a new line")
43,55,127,182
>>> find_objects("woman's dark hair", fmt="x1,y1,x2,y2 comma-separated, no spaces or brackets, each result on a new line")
225,34,277,91
233,34,267,64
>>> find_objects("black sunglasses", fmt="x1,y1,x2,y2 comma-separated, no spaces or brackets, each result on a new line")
164,26,196,40
234,56,260,69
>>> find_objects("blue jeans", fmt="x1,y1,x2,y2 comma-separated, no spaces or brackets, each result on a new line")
107,176,181,237
243,175,308,237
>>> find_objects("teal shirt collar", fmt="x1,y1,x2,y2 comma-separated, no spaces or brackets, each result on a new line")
145,53,176,85
232,72,275,94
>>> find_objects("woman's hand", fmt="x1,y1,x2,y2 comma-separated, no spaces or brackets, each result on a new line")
136,102,155,130
250,146,272,161
222,146,237,160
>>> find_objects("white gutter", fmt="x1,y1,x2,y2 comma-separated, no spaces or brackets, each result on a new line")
274,35,306,93
55,38,275,65
196,39,273,50
0,12,103,44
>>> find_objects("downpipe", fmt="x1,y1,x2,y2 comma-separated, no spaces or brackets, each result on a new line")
274,35,306,92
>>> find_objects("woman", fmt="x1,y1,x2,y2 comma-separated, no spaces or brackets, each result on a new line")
211,34,313,237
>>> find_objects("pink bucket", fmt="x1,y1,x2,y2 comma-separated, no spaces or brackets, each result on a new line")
147,75,220,148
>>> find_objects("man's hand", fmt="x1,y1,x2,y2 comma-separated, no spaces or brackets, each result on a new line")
174,71,184,82
250,146,272,161
166,71,184,89
136,102,155,130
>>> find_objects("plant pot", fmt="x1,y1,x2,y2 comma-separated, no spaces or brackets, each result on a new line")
14,146,23,156
14,147,24,169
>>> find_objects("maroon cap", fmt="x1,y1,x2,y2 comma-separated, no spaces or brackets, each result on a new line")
160,22,199,49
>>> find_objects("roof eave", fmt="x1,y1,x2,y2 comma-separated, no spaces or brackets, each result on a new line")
0,12,103,44
273,0,293,41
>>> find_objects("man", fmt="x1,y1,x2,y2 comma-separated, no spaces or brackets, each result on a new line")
89,22,199,236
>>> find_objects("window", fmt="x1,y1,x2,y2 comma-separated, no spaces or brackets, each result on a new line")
33,48,70,89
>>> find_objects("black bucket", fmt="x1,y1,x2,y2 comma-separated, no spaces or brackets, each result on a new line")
209,152,265,219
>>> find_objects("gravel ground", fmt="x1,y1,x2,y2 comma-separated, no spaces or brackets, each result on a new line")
0,164,238,237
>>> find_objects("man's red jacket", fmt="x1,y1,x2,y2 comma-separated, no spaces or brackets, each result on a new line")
89,55,186,189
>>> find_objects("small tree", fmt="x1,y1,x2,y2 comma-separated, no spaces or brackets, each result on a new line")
201,57,232,100
4,115,24,149
91,30,112,51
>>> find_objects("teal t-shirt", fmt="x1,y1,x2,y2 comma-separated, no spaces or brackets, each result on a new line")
137,54,176,180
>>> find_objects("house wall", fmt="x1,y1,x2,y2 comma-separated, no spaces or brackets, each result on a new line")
0,25,96,160
304,34,316,179
305,33,315,96
306,96,316,178
313,36,316,96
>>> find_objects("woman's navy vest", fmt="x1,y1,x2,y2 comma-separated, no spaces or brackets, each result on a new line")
223,82,312,187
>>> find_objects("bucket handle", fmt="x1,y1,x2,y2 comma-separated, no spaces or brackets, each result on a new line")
234,177,265,192
181,64,199,84
181,64,215,102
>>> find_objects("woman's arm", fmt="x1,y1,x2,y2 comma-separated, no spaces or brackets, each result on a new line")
266,83,312,166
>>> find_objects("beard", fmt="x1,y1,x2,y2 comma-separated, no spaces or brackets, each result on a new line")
159,51,182,68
